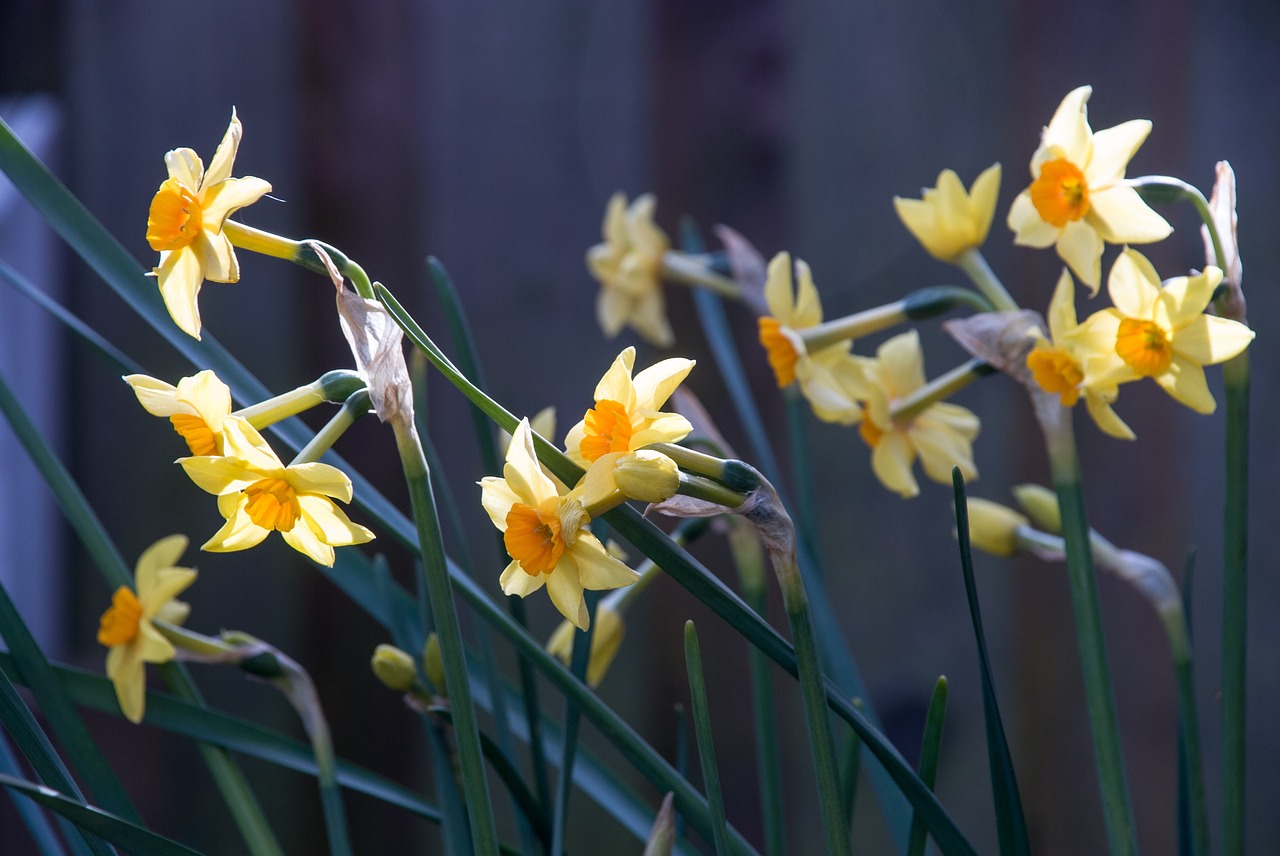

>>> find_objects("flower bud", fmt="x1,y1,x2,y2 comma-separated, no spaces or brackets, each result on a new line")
546,603,626,688
1012,484,1061,534
422,633,446,695
613,450,680,503
964,498,1030,557
371,644,417,691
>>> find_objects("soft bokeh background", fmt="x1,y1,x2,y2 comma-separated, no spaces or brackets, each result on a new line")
2,0,1278,853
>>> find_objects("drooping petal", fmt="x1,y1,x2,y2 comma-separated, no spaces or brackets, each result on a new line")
871,431,920,499
287,462,355,502
1084,389,1136,440
791,259,824,329
1154,356,1216,413
132,622,177,665
571,536,641,590
629,412,693,448
194,229,238,284
595,284,630,338
201,176,272,229
297,494,375,548
626,289,675,348
281,524,336,567
1056,220,1104,292
106,645,147,724
500,560,547,597
202,495,271,552
179,455,261,496
155,247,206,339
1087,185,1172,245
545,559,589,630
1086,120,1151,185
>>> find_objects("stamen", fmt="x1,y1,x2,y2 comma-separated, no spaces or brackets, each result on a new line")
243,478,302,532
1026,347,1083,406
170,413,219,456
504,501,565,575
1115,318,1172,377
98,587,143,647
758,316,800,388
580,399,634,462
146,178,204,251
1029,158,1090,227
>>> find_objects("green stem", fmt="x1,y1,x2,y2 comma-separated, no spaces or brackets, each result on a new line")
907,678,949,856
392,421,498,855
741,560,786,856
684,622,731,856
661,252,742,298
892,359,992,424
290,390,370,465
1162,607,1209,856
1044,417,1138,856
954,248,1018,312
1221,351,1249,856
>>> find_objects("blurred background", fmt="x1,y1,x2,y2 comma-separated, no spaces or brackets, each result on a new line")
1,0,1278,853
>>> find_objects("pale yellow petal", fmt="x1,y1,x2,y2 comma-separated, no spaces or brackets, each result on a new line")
1056,220,1104,293
593,348,638,408
500,560,547,598
1160,268,1220,329
1086,119,1150,185
106,645,147,724
164,147,203,190
502,419,557,505
203,110,242,188
626,288,675,348
791,259,823,329
871,431,919,499
298,494,375,547
913,418,977,486
1042,86,1093,166
282,525,336,566
133,622,177,665
201,176,272,229
155,247,205,339
1084,389,1136,440
123,375,182,416
202,495,270,552
194,229,238,284
876,331,926,397
287,462,355,502
176,371,232,432
219,417,284,473
1107,249,1161,318
1172,315,1254,367
631,358,695,411
480,476,522,530
969,163,1002,246
1046,268,1078,343
763,252,794,320
133,535,190,597
1008,192,1059,248
1155,357,1216,413
630,412,693,448
179,455,260,496
545,560,589,630
141,568,198,620
1087,185,1172,245
596,284,630,338
570,536,641,590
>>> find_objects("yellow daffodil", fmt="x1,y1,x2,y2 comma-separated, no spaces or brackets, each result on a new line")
124,370,233,455
97,535,197,723
546,601,625,687
1070,248,1254,413
1007,86,1172,293
1025,269,1134,439
587,192,674,347
858,330,980,498
563,347,694,468
178,417,374,566
894,164,1002,262
758,252,867,425
145,110,272,340
480,419,639,630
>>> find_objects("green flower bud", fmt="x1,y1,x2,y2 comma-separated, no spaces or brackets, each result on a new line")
614,450,679,503
1012,484,1061,534
964,498,1030,558
371,644,417,691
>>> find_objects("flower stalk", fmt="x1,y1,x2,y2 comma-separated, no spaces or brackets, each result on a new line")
290,389,371,465
954,249,1018,312
661,251,742,299
891,358,993,424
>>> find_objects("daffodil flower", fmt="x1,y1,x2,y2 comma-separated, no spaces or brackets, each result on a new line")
894,164,1002,262
1007,86,1171,292
563,347,694,468
480,419,639,630
97,535,197,723
858,330,980,498
1025,269,1134,439
145,110,272,339
124,370,233,455
1070,248,1254,413
587,192,674,347
178,417,374,566
758,252,868,425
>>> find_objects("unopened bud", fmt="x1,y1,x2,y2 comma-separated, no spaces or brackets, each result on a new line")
1012,484,1061,534
422,634,446,695
371,644,417,691
964,498,1029,557
614,451,680,503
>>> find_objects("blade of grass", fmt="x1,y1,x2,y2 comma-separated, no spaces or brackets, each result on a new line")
684,621,731,856
954,475,1029,856
1220,351,1248,856
0,730,70,856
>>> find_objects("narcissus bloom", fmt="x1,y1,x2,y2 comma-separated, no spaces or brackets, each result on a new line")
146,110,272,339
481,420,639,630
97,535,197,723
894,164,1002,262
1071,248,1254,413
1007,86,1171,292
564,347,694,468
858,330,980,499
178,417,374,566
758,252,867,425
1025,269,1134,439
587,193,674,347
124,370,233,455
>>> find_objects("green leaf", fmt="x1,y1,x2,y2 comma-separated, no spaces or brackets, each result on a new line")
907,677,948,856
684,621,730,855
0,773,203,856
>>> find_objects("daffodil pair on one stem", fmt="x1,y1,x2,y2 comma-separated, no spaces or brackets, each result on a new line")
124,369,374,566
97,536,197,723
1026,249,1254,436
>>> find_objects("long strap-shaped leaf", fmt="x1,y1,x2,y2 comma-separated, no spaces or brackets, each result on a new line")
0,774,204,856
